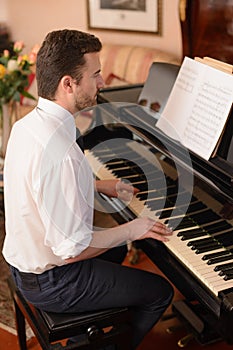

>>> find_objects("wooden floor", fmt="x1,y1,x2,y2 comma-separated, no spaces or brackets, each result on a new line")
1,249,233,350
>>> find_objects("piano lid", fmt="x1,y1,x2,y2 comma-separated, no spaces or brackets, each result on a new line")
119,102,233,199
97,60,233,201
96,93,233,201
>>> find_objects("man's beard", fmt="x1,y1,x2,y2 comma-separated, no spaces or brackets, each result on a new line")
75,92,97,112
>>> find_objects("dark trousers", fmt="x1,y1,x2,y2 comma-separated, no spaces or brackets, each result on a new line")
10,245,173,349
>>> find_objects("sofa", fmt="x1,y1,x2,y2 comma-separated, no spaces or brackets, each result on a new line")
100,43,180,86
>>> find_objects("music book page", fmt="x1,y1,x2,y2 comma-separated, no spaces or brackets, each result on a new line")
156,57,233,160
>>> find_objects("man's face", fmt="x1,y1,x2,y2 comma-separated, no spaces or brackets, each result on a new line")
74,52,104,112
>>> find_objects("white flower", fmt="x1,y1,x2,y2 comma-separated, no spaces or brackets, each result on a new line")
7,59,19,72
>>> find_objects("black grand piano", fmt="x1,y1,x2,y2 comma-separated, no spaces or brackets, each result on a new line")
82,78,233,345
81,0,233,345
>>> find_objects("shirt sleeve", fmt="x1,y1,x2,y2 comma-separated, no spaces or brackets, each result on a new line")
37,153,94,260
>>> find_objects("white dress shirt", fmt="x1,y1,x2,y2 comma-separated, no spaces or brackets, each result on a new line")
2,98,94,273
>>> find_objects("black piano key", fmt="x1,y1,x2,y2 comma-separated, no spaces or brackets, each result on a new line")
136,177,168,198
202,221,232,234
136,192,148,201
129,181,147,192
216,230,233,246
223,273,233,281
145,187,179,206
151,188,187,211
138,179,170,192
177,227,205,237
166,177,177,186
219,268,233,276
214,262,233,272
188,209,221,225
180,229,208,240
135,164,160,174
146,192,186,213
192,231,233,256
206,254,233,265
112,169,141,178
202,250,231,261
187,201,207,212
157,208,173,219
190,235,231,248
165,192,193,206
111,166,141,176
145,198,167,211
135,178,177,205
118,163,151,175
159,201,207,220
188,237,214,247
195,243,223,254
106,162,136,170
166,185,179,196
138,190,165,201
148,177,170,188
212,228,233,239
170,219,197,230
105,158,125,165
214,261,233,272
121,174,143,182
136,190,157,201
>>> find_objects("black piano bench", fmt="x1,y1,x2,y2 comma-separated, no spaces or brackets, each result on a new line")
7,276,132,350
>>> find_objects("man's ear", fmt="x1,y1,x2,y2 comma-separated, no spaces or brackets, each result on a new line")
61,76,73,92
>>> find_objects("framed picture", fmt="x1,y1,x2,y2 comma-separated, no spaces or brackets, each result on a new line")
87,0,162,35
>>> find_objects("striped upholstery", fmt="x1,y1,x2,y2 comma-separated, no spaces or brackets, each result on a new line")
100,44,180,85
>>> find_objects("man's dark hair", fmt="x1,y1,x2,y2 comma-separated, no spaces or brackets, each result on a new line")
36,29,102,99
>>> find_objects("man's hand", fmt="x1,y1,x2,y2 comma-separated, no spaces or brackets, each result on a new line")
95,179,139,201
126,217,173,243
136,218,173,242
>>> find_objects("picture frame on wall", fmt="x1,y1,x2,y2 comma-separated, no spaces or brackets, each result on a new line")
87,0,162,35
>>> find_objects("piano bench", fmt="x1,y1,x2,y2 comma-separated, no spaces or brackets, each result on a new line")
7,276,132,350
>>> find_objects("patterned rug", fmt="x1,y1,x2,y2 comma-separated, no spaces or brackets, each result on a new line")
0,215,33,339
0,204,17,335
0,277,16,335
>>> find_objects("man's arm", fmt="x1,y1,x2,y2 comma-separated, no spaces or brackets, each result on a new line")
65,218,172,263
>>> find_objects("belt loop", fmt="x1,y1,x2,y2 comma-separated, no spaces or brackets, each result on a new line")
48,268,55,286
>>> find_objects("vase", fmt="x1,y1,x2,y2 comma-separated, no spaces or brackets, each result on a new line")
0,101,19,158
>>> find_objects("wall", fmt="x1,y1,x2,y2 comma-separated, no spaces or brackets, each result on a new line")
0,0,182,60
0,0,7,22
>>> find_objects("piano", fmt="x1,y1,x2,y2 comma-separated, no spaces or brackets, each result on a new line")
82,80,233,345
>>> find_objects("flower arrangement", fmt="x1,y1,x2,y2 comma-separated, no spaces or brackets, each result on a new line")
0,41,39,157
0,41,39,106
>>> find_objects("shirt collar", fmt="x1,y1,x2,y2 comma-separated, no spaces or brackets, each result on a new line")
37,97,76,141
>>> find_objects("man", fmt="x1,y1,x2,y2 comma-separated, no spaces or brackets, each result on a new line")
2,29,173,349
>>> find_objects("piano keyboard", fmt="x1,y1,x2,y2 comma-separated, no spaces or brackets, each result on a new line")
86,140,233,297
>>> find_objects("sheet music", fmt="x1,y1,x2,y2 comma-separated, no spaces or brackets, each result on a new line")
156,57,233,160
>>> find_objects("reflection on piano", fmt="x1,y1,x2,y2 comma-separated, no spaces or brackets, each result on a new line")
83,82,233,344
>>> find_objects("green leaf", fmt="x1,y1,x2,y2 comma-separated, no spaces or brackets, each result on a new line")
20,90,37,100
